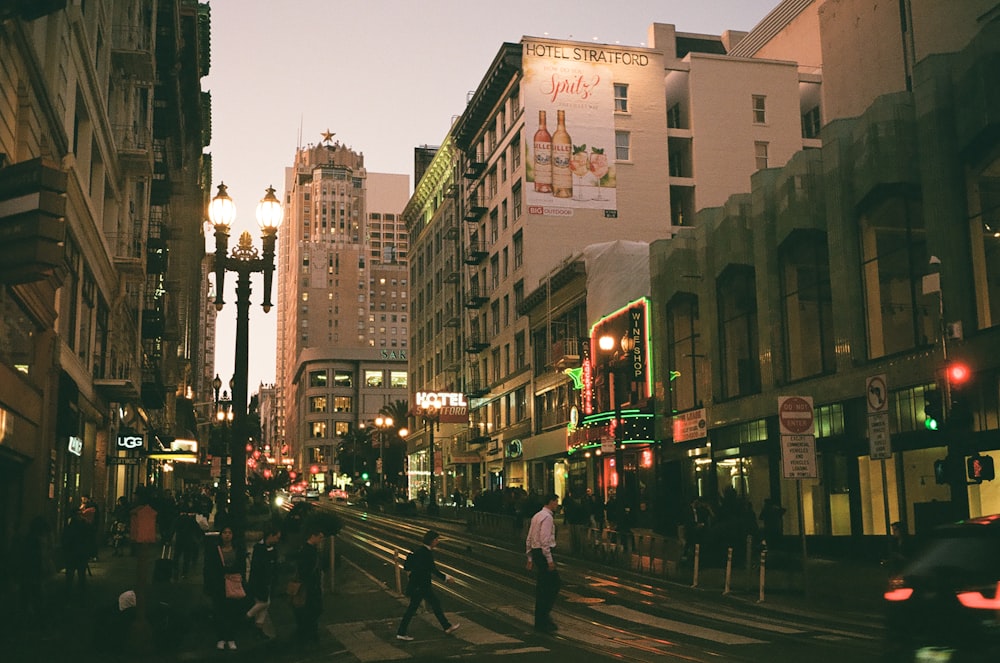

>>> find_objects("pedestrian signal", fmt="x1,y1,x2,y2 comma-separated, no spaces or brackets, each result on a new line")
967,454,996,483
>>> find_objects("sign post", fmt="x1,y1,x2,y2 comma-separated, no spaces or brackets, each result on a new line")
866,374,894,538
778,396,815,563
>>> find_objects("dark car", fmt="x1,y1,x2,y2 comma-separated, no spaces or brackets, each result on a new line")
884,514,1000,661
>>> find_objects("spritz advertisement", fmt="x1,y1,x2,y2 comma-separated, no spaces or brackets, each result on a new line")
522,39,624,215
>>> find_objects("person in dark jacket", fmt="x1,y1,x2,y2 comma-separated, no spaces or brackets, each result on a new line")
396,530,460,641
292,524,326,642
203,525,247,651
62,511,92,594
246,525,281,638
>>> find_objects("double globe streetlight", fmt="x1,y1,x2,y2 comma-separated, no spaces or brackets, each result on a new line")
208,182,282,533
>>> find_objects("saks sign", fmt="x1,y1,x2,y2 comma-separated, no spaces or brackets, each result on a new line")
118,434,144,450
414,391,468,424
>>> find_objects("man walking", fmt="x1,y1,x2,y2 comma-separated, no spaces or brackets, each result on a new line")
247,525,281,638
396,530,460,641
526,493,561,632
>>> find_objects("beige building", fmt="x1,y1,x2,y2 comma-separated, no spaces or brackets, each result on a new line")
404,17,822,501
276,138,410,487
0,0,211,564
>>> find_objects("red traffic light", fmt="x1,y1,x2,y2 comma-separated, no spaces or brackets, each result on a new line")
947,362,971,385
310,464,319,475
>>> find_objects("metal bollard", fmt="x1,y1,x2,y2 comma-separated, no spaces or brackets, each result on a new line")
723,546,733,595
394,547,402,594
692,543,700,588
745,535,754,590
757,546,767,603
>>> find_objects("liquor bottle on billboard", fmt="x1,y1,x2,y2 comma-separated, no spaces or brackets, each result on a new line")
590,146,609,201
533,110,552,193
552,110,573,198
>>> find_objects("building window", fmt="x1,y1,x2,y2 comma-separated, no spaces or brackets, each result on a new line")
515,331,525,370
754,141,769,170
335,421,350,437
666,293,702,413
717,265,760,399
309,370,327,388
780,232,835,380
667,103,682,129
513,230,523,268
614,83,628,112
615,131,630,161
802,106,821,139
860,195,934,359
512,182,522,220
309,396,327,413
334,370,353,387
514,280,524,308
332,396,353,412
311,421,327,438
365,370,384,387
390,371,407,388
752,95,766,124
0,287,37,376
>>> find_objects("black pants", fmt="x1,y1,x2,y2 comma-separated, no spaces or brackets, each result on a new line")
530,548,561,628
398,587,451,635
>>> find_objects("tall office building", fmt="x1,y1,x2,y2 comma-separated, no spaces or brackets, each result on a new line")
276,137,410,488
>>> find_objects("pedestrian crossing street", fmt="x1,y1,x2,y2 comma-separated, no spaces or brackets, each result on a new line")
322,594,873,662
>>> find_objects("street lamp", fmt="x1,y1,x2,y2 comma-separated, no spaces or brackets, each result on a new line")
414,402,441,516
599,333,632,508
374,415,393,488
214,380,233,504
209,182,282,533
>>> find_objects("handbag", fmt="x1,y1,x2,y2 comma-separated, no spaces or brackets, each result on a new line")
224,573,246,599
287,579,306,607
219,547,245,599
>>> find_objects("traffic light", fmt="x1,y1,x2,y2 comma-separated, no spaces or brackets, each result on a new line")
967,454,996,483
924,389,943,431
946,362,971,386
361,472,369,481
946,361,974,430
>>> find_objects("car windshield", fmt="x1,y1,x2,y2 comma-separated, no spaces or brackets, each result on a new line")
904,529,1000,586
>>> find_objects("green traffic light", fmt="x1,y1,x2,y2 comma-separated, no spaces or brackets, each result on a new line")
925,417,939,431
361,472,369,480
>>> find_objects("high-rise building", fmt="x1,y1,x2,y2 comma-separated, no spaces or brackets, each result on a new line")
404,19,818,504
276,137,410,488
0,0,211,562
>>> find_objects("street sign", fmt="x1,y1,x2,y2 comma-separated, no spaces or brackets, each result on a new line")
781,434,818,479
601,436,615,455
672,408,707,443
866,374,888,414
107,456,140,466
778,396,814,435
866,374,892,459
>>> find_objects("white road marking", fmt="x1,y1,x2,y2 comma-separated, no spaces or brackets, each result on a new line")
420,612,522,645
328,622,410,661
495,605,628,648
591,604,768,645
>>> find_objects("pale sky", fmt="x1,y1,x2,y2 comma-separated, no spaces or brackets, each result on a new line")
204,0,780,391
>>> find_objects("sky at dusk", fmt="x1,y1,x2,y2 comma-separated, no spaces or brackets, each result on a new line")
204,0,780,391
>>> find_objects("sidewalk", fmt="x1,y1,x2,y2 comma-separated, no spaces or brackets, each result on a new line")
0,541,407,663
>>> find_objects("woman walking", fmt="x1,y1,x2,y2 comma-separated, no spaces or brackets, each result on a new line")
203,524,247,651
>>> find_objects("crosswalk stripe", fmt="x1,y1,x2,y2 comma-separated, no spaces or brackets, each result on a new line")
495,605,629,648
668,603,804,634
328,622,410,661
420,612,523,645
591,604,767,645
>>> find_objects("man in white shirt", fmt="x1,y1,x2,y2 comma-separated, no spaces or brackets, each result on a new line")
525,493,561,632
